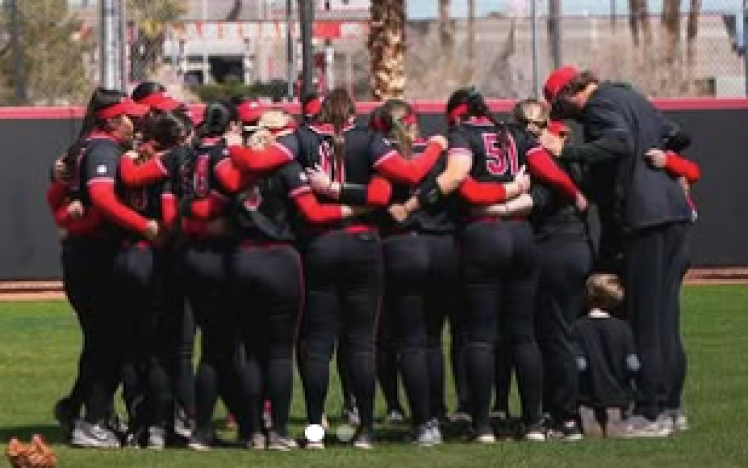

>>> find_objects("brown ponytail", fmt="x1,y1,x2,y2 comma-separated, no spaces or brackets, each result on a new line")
317,89,356,171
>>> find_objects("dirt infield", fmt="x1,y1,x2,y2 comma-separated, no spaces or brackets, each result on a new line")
0,268,746,301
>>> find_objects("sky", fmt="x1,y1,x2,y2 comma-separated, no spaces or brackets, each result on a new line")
407,0,743,19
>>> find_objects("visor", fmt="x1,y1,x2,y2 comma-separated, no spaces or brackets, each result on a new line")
238,100,266,126
96,98,149,120
136,91,181,112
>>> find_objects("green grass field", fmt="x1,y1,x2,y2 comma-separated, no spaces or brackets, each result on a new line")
1,285,748,467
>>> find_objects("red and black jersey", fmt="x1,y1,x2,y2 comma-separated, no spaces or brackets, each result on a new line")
278,123,394,186
380,140,455,234
232,161,312,243
77,133,151,237
450,118,581,206
529,159,589,241
275,123,394,231
449,120,535,185
177,137,233,224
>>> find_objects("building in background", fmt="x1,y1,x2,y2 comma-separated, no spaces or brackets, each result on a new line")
26,0,748,100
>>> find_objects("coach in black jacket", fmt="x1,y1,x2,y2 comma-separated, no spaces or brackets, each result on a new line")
540,66,692,434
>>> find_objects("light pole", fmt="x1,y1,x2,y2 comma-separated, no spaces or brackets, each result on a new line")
531,0,541,99
201,0,210,84
286,0,295,100
9,0,26,103
744,0,748,96
298,0,314,98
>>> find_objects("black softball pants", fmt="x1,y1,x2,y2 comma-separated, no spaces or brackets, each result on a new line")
298,230,383,432
230,243,303,438
182,239,253,437
117,243,172,431
61,236,117,418
460,220,543,432
381,232,460,426
535,237,593,423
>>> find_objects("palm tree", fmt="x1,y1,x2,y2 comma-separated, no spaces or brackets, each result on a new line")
628,0,651,47
227,0,243,21
439,0,453,66
467,0,475,67
368,0,406,100
661,0,681,67
127,0,186,80
686,0,702,92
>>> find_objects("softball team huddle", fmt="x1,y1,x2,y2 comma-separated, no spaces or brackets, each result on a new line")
46,65,700,451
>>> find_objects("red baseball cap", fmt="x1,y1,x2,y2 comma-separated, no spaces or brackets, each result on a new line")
303,96,323,117
237,99,266,125
543,66,579,103
135,91,181,112
96,97,149,120
548,120,570,137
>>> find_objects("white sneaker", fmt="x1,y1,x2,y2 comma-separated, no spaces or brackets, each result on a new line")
412,423,437,447
147,426,166,450
429,419,443,445
474,427,496,444
385,409,406,425
665,409,689,432
622,415,672,438
71,420,121,449
268,431,298,451
306,440,325,450
524,421,547,442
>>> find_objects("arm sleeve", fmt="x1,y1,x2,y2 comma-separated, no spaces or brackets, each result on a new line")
229,139,295,173
526,147,581,200
214,158,254,193
281,161,345,224
86,143,150,233
458,176,508,205
366,176,392,206
161,192,177,228
118,156,168,187
292,192,345,224
190,191,228,220
665,152,701,183
338,176,392,207
88,184,149,233
373,137,444,185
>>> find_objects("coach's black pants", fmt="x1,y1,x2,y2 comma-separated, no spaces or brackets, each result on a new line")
624,221,688,420
460,220,543,432
298,230,383,432
231,243,303,437
535,236,593,423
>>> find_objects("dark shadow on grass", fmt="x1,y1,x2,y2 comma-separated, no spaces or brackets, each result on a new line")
0,424,62,445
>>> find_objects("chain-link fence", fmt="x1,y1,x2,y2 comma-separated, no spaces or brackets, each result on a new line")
0,0,746,106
